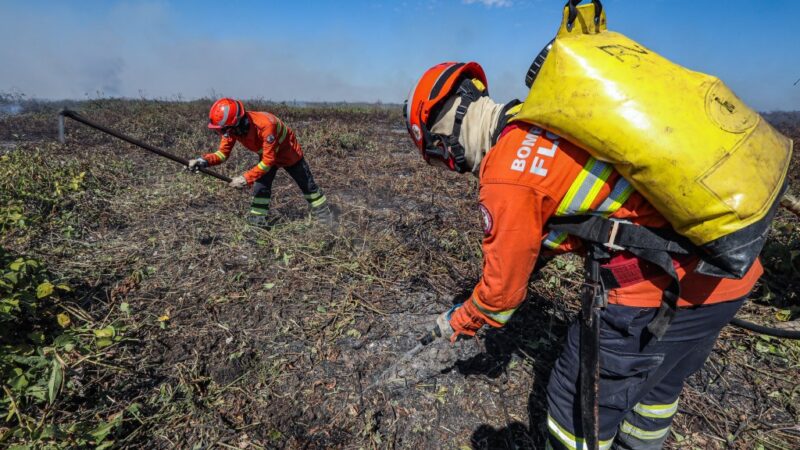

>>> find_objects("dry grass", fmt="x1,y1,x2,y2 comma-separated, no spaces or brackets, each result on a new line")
0,100,798,449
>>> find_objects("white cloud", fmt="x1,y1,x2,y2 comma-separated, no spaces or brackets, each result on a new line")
463,0,512,7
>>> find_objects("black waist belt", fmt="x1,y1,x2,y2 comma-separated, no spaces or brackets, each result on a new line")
548,215,695,340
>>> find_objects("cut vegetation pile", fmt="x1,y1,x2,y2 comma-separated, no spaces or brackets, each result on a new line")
1,100,798,449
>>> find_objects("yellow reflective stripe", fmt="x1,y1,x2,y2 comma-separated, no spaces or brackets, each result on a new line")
633,400,679,419
251,197,271,206
543,230,569,250
250,208,268,215
213,150,227,161
257,162,270,171
557,165,591,216
556,158,613,216
470,298,516,325
277,121,288,144
619,421,671,440
309,195,327,208
547,414,614,450
304,192,323,200
578,162,613,213
596,178,635,216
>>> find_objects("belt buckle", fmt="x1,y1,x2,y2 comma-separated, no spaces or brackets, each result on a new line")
604,220,626,252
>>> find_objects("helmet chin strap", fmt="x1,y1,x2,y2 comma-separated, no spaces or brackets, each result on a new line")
425,78,488,173
232,114,250,137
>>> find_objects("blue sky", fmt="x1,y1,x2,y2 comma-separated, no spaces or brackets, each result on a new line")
1,0,798,110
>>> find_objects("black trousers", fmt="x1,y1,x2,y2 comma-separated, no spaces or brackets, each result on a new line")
546,297,746,450
250,158,325,215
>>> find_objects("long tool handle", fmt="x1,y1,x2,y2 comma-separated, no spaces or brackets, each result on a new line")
580,245,602,450
59,109,232,183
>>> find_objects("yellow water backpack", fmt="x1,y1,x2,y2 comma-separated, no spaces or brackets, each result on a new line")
512,0,792,281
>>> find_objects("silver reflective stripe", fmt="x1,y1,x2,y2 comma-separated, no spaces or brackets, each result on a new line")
545,156,619,248
595,177,634,216
309,195,327,208
546,414,614,450
405,83,418,130
217,104,230,127
619,421,671,440
633,400,679,419
471,298,516,325
558,158,613,216
543,230,569,250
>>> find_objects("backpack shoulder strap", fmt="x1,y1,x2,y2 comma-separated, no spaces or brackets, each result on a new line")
548,215,694,339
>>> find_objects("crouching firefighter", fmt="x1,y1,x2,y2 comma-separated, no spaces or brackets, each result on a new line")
188,98,333,226
403,57,790,449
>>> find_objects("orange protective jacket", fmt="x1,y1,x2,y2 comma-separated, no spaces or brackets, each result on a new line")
202,112,304,185
469,123,762,328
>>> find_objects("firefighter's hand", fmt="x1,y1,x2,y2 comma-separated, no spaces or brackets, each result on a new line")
187,157,208,173
229,175,248,189
438,303,485,343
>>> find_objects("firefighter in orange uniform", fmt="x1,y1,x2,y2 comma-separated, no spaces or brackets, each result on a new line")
188,98,331,225
404,62,762,450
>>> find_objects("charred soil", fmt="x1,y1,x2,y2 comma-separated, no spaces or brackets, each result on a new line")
1,102,799,449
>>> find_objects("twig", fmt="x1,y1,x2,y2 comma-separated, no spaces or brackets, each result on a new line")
2,386,28,432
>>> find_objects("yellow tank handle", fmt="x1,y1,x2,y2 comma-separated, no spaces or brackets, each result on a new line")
561,0,606,35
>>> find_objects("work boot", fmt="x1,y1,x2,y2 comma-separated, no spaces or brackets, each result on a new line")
310,203,335,226
247,213,278,229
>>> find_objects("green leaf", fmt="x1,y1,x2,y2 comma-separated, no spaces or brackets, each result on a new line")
48,358,63,404
263,282,275,290
9,374,29,392
89,421,116,443
4,271,19,284
57,312,71,328
120,302,130,314
53,334,76,352
8,444,33,450
346,328,362,339
9,259,25,271
27,385,46,402
27,331,46,344
776,309,792,322
93,326,116,339
36,282,54,299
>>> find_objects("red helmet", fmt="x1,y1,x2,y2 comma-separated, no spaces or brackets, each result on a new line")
208,98,246,131
404,62,488,172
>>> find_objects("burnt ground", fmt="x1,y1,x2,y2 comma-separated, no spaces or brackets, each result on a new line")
1,101,799,449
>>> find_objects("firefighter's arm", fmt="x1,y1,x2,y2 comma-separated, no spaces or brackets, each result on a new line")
202,136,235,166
243,130,278,185
449,183,548,336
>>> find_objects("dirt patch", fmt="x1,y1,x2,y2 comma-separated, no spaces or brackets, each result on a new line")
2,101,798,449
